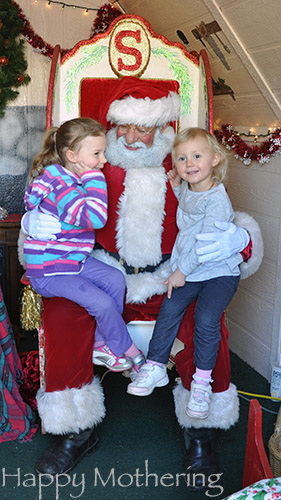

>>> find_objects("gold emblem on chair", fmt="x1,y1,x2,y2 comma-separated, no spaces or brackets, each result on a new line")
109,19,151,78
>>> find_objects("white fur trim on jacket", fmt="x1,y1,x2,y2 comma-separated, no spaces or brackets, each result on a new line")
36,377,106,435
234,211,264,280
173,381,239,430
92,248,170,303
107,92,181,128
116,167,167,267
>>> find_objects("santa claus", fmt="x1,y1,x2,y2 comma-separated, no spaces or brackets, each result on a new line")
21,76,263,489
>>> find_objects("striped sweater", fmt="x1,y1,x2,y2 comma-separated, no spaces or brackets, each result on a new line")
24,164,108,277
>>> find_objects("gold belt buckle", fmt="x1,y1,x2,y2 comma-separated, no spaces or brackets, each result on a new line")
119,257,139,274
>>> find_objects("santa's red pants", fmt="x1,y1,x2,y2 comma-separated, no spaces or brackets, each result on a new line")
42,293,230,394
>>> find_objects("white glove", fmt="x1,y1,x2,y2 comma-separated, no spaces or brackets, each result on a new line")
196,221,250,263
21,207,61,240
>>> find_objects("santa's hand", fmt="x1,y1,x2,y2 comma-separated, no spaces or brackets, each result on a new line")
21,208,61,240
196,221,250,263
163,268,186,299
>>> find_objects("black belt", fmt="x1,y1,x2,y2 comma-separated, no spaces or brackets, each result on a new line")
95,244,171,275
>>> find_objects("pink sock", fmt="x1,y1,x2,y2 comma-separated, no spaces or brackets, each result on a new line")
194,368,212,386
125,343,141,359
147,359,165,368
94,341,104,348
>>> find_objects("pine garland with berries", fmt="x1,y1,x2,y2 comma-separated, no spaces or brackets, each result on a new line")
0,0,30,116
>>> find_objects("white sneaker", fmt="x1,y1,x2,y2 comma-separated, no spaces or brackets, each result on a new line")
186,380,212,419
127,362,169,396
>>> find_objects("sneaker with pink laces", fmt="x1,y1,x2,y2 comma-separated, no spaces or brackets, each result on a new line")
93,345,133,372
186,380,212,419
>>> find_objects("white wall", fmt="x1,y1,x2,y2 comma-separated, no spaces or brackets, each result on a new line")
13,0,106,107
225,152,281,380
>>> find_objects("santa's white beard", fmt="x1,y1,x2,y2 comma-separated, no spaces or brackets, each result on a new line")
105,126,175,170
93,125,176,303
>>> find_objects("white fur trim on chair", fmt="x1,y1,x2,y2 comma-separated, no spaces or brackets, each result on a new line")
36,377,106,434
234,211,264,280
173,381,239,430
17,229,26,269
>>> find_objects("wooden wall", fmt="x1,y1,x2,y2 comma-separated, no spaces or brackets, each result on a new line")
226,153,281,380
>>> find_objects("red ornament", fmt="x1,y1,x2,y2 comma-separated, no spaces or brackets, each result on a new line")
0,56,8,66
17,74,24,84
0,19,2,30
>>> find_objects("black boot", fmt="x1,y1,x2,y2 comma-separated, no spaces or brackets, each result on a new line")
184,427,218,491
35,427,99,476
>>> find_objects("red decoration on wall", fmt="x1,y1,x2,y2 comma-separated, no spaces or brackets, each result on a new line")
12,1,122,59
215,124,281,165
90,3,122,37
0,55,8,66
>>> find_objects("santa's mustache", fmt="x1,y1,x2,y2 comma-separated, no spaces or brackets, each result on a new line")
118,134,147,150
105,126,175,170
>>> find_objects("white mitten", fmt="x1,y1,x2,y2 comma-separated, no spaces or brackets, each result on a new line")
196,221,250,263
21,207,61,240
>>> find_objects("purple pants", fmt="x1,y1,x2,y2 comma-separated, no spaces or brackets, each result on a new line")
30,257,133,356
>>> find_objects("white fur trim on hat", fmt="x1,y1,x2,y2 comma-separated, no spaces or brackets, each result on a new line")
107,92,181,127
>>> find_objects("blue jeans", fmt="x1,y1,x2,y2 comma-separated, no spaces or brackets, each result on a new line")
147,275,240,370
30,256,133,356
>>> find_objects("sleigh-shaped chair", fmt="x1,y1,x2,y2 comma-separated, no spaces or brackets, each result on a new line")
44,13,214,356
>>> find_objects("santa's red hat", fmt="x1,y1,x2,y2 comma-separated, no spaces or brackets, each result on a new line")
101,76,181,128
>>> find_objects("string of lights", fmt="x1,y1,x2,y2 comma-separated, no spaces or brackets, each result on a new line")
37,0,125,15
233,128,277,140
45,0,99,11
215,126,279,143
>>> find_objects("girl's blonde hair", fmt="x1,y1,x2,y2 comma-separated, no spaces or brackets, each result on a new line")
172,127,229,183
29,117,105,180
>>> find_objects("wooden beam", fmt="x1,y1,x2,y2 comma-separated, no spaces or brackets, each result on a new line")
203,0,281,121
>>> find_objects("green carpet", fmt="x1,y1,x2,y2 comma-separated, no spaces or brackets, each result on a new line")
1,348,279,500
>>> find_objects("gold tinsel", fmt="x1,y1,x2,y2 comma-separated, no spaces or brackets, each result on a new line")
20,285,42,330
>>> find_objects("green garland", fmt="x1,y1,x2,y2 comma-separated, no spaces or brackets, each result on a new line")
151,47,194,116
0,0,30,116
64,45,107,114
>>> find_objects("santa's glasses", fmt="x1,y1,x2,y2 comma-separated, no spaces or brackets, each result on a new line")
118,124,155,137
